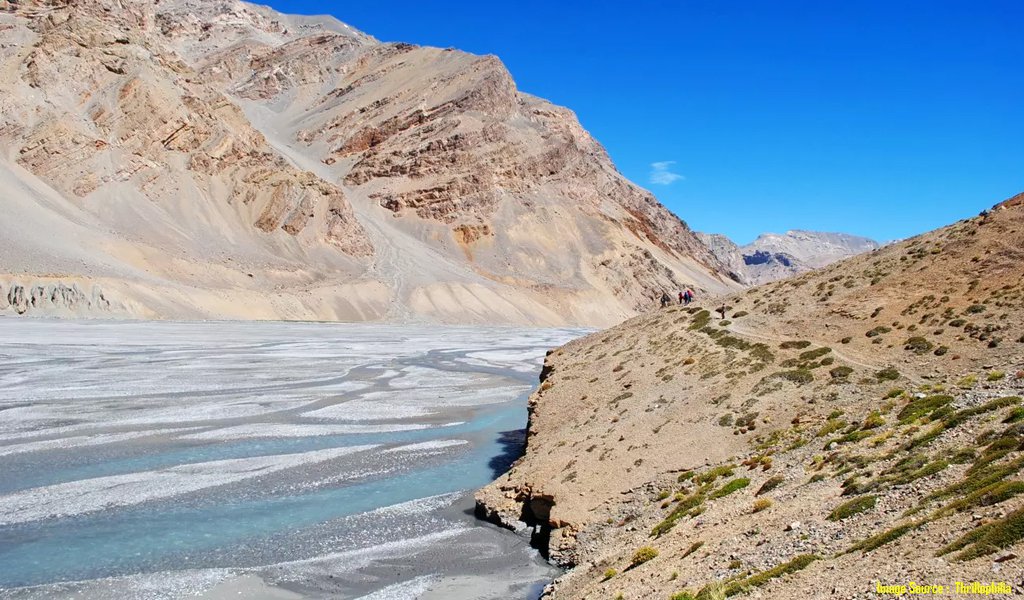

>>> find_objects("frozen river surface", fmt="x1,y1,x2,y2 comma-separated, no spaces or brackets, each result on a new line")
0,320,584,599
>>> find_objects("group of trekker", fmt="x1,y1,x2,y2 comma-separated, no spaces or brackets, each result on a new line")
659,288,695,308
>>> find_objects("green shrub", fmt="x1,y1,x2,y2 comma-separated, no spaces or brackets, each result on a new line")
876,367,900,381
1004,406,1024,424
884,388,905,399
957,374,978,389
965,303,986,314
774,369,814,384
690,310,712,330
940,506,1024,561
862,411,885,430
603,568,617,580
866,326,892,338
631,546,659,566
780,340,812,349
934,345,949,356
987,370,1006,381
840,336,852,344
828,495,877,521
847,522,920,553
904,336,934,354
816,418,846,437
694,464,735,484
711,477,750,499
830,365,854,379
897,395,952,424
799,347,832,361
671,593,697,600
718,555,820,596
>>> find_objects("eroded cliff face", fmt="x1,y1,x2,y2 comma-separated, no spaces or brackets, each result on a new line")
0,0,739,324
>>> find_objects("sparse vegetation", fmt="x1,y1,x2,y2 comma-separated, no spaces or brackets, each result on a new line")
773,369,814,384
756,475,784,496
829,365,854,379
681,540,704,559
716,554,820,596
752,498,772,513
847,522,920,553
828,495,877,521
603,568,617,580
939,506,1024,561
904,336,934,354
631,546,659,567
875,367,900,381
710,478,750,499
779,340,811,349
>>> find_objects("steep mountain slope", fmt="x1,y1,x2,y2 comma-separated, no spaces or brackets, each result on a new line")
0,0,739,325
478,194,1024,598
699,230,881,285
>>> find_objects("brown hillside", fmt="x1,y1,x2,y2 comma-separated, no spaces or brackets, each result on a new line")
478,195,1024,599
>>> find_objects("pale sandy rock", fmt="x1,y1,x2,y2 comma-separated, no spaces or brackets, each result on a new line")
0,0,740,325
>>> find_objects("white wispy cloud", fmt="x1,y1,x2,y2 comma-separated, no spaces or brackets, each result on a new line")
649,161,685,185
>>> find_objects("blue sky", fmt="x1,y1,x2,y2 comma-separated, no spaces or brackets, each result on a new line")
264,1,1023,244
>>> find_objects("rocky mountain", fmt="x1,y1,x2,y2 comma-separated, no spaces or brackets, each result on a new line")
478,193,1024,598
699,230,881,285
0,0,739,326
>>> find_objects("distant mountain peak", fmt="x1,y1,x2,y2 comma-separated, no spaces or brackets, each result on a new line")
698,229,880,285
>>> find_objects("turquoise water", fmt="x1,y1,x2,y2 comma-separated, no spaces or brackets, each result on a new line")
0,321,583,598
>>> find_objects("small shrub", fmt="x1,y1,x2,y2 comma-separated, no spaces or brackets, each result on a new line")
934,345,949,356
671,593,696,600
694,464,735,484
752,498,772,513
631,546,659,567
840,336,852,344
1004,406,1024,424
904,336,934,354
719,555,820,596
732,311,748,318
987,370,1006,381
866,326,892,338
957,374,978,389
897,395,952,424
828,495,877,521
799,347,832,361
711,477,750,498
656,490,670,501
875,367,900,381
940,506,1024,561
774,369,814,384
603,568,617,580
780,340,812,349
816,418,846,437
829,365,854,379
681,540,704,558
847,522,919,553
718,414,734,427
965,303,986,314
756,475,784,495
884,388,905,399
861,411,885,430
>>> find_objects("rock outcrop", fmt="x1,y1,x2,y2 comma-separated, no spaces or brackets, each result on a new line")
0,0,740,325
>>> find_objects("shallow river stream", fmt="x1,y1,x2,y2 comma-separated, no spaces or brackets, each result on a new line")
0,320,584,599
